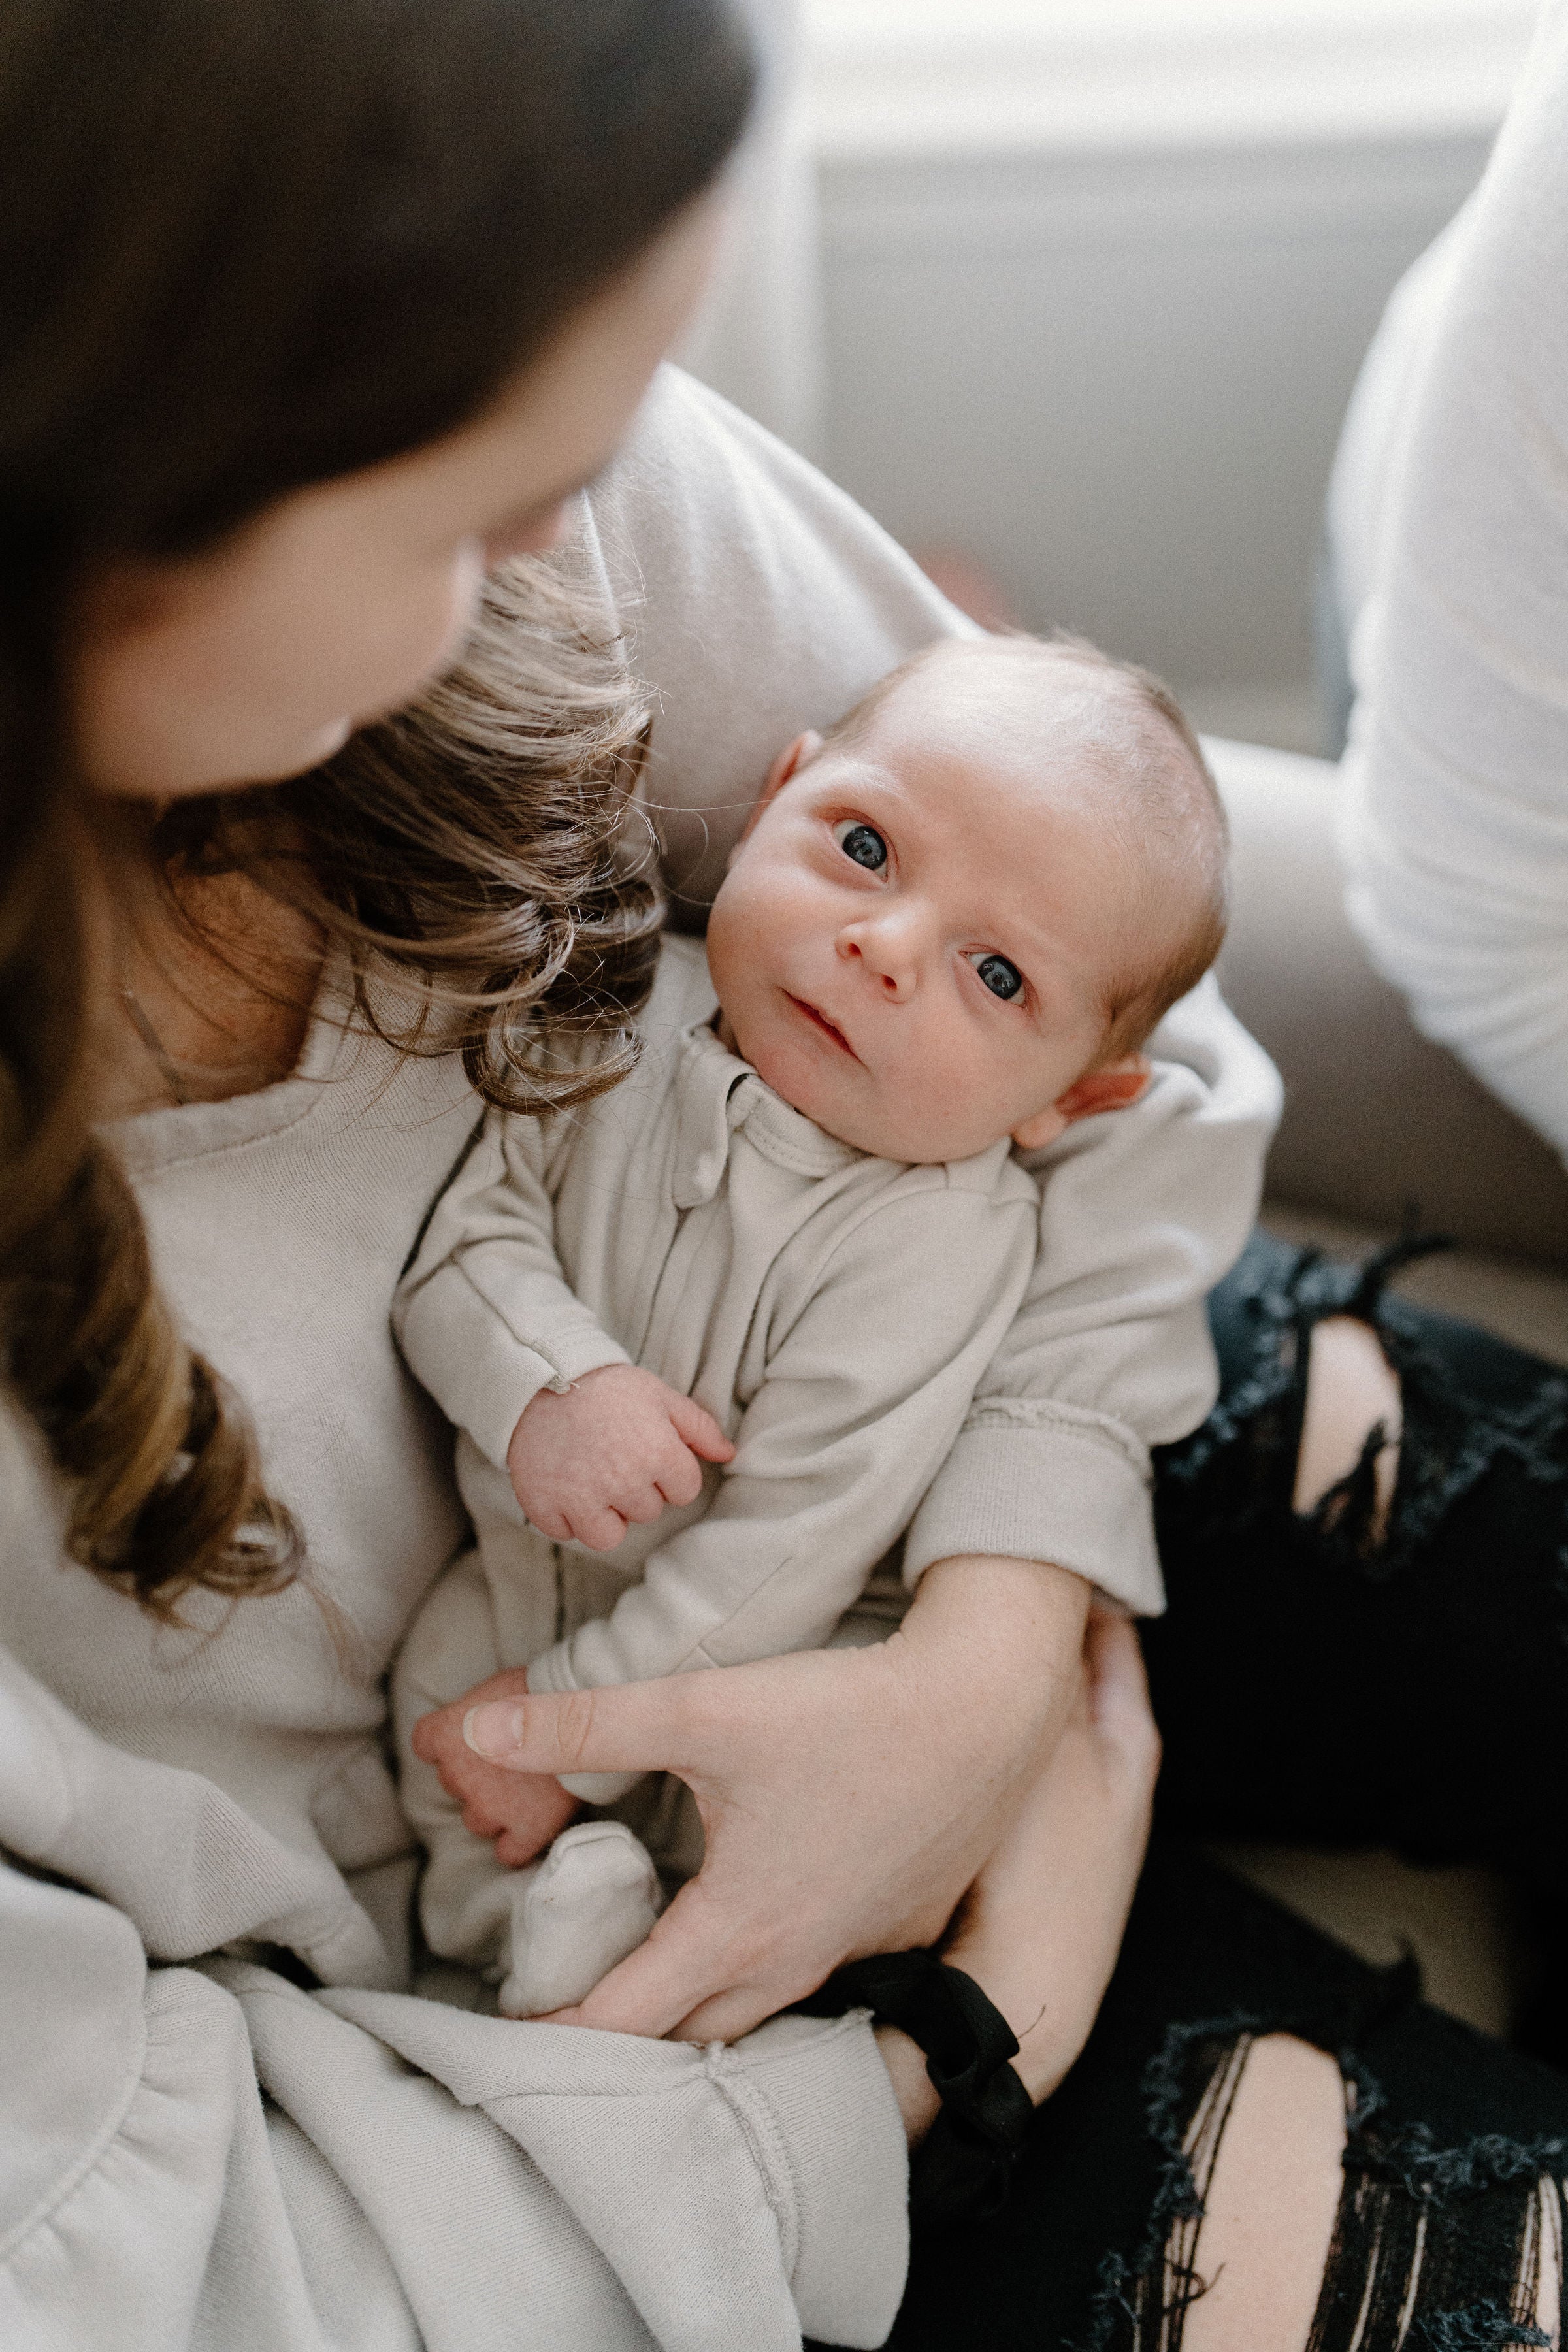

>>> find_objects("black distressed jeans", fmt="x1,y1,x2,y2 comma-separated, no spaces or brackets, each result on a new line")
839,1231,1568,2351
1149,1229,1568,1900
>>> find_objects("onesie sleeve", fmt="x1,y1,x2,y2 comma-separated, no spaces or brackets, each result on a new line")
903,980,1282,1617
1338,0,1568,1162
583,367,1281,1616
393,1107,630,1472
526,1169,1039,1725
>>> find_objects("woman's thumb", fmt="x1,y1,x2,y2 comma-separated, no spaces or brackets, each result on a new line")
461,1673,694,1779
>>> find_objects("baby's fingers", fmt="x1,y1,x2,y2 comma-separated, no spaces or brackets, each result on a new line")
565,1499,630,1552
651,1441,706,1511
612,1478,672,1529
665,1392,734,1465
521,1497,574,1544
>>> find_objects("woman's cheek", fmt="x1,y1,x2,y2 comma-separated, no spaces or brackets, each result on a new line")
343,542,486,732
431,538,486,671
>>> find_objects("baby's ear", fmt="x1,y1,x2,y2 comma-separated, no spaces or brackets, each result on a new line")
730,729,825,861
1011,1054,1151,1151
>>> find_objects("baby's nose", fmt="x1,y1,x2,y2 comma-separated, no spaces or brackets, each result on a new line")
840,919,918,998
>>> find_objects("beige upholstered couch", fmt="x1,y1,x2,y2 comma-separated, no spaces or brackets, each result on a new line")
1203,736,1568,2034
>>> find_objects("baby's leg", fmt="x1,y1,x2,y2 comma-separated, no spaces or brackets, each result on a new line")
497,1820,664,2017
395,1549,663,2012
393,1548,543,1973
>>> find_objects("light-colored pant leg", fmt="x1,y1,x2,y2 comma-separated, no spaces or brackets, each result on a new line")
393,1545,663,2016
391,1546,534,1978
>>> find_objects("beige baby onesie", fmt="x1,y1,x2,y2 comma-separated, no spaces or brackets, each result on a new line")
393,935,1039,2010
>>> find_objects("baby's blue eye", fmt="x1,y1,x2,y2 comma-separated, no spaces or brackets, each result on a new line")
973,954,1022,1001
835,820,887,872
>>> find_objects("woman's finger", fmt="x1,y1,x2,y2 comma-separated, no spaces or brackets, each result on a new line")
668,1982,777,2043
412,1669,528,1766
566,1888,740,2039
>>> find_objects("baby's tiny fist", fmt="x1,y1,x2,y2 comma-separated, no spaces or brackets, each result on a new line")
506,1365,732,1554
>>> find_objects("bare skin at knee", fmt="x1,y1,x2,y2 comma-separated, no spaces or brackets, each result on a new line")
1537,2178,1561,2342
1293,1314,1403,1537
1183,2034,1347,2352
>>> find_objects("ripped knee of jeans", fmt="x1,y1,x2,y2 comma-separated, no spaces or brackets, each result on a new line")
1311,2093,1566,2352
1158,1232,1568,1584
1085,2004,1565,2352
1077,2017,1259,2352
1294,1311,1403,1543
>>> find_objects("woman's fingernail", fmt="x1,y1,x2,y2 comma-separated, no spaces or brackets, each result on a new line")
463,1702,526,1760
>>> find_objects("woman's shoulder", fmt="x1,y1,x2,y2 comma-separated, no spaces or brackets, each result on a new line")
0,1399,66,1577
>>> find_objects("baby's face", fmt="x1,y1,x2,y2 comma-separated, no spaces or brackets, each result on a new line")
706,670,1150,1165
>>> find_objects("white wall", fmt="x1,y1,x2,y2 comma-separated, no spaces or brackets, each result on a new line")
799,1,1534,748
815,134,1486,748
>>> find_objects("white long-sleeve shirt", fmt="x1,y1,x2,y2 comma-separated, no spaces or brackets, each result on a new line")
1339,0,1568,1163
394,937,1040,1795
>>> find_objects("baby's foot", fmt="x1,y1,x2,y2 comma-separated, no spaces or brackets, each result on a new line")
498,1820,664,2019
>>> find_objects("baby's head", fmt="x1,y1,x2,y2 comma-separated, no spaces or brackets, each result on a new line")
706,634,1227,1164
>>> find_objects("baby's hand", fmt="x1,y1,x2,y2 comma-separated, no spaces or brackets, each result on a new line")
480,1770,582,1870
507,1364,734,1552
412,1682,583,1868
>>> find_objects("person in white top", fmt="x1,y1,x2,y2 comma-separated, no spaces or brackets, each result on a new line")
392,634,1226,2016
1339,0,1568,1163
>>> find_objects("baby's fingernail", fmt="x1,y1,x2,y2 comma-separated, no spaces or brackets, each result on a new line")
463,1703,527,1760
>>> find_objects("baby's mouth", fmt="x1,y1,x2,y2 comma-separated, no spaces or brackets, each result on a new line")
785,992,858,1060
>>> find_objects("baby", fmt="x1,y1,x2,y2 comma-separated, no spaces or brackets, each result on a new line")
393,631,1227,2017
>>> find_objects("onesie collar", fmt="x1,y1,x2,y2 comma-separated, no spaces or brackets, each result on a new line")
670,1019,863,1209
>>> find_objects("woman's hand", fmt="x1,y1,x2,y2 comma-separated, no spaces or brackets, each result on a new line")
878,1610,1158,2142
410,1552,1090,2041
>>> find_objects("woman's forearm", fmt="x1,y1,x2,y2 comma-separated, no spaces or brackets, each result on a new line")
876,1609,1160,2152
894,1551,1090,1778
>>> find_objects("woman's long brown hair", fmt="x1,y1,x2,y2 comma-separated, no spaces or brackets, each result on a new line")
0,0,753,1618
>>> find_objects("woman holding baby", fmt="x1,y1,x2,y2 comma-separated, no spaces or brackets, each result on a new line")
3,3,1567,2346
